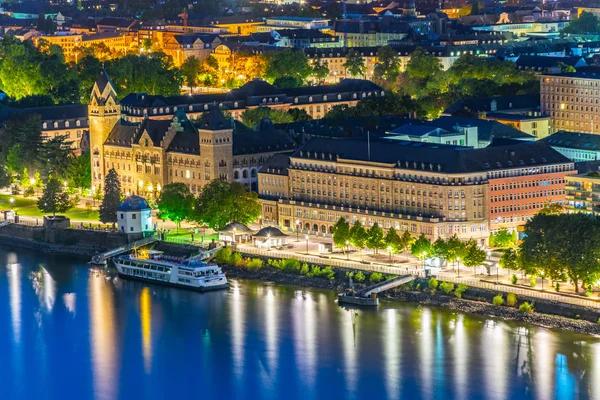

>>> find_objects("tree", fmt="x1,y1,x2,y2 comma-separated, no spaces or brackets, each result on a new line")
406,47,443,81
373,46,400,83
37,177,71,217
499,248,518,275
198,55,219,87
399,230,415,261
287,108,312,122
432,237,448,259
194,180,261,230
411,234,432,262
240,107,294,128
384,227,401,254
462,239,486,274
563,11,600,34
446,234,465,269
181,56,202,89
105,53,181,96
264,49,312,85
332,217,350,253
66,153,91,192
366,222,384,254
273,76,301,88
310,59,329,83
539,202,565,215
349,221,368,254
157,183,194,231
344,49,366,78
99,168,121,228
490,228,515,248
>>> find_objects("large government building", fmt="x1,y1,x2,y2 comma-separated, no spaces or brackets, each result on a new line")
89,70,296,196
259,138,574,243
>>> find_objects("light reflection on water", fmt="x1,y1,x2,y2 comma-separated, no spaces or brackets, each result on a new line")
0,248,599,400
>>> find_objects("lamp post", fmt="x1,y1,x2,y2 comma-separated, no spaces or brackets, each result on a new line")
305,235,309,255
387,246,392,265
296,219,300,242
457,257,461,277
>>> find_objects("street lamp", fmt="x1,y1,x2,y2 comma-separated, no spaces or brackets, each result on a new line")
9,198,14,206
296,219,300,242
305,235,309,255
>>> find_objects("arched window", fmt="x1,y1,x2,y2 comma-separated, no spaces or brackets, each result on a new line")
242,170,248,178
250,169,257,177
233,170,239,179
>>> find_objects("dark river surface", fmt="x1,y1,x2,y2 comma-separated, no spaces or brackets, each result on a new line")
0,247,599,400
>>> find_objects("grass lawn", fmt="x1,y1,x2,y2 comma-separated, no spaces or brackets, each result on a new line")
164,229,219,243
0,194,100,223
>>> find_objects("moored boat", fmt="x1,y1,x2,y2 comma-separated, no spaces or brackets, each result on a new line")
112,249,228,291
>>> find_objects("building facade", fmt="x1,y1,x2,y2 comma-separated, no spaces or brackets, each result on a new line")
259,138,573,242
89,70,295,196
540,72,600,135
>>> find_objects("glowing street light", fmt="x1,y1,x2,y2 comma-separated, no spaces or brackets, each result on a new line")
387,246,393,265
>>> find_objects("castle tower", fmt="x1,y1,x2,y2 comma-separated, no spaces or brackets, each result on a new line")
89,69,120,191
197,106,233,185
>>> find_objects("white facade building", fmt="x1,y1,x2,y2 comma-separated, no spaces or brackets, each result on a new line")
118,195,153,234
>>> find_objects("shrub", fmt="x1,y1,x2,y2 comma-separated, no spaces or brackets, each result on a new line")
519,302,534,313
345,271,354,279
281,258,301,273
369,272,384,283
246,258,263,271
428,278,439,293
454,284,468,299
11,185,20,195
215,247,232,264
511,274,518,285
23,186,35,197
354,271,366,282
493,295,504,306
597,317,600,324
415,283,421,291
300,263,309,275
386,275,398,281
506,292,517,307
585,286,593,297
439,281,454,295
229,252,244,267
321,266,335,280
529,276,537,287
555,282,560,292
306,265,321,277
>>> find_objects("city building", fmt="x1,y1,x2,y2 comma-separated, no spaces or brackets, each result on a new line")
117,195,153,234
0,104,89,154
542,131,600,162
333,19,410,47
540,72,600,134
163,34,222,66
89,70,295,197
32,32,129,62
119,78,384,122
565,171,600,214
259,16,331,31
276,29,342,48
258,138,573,242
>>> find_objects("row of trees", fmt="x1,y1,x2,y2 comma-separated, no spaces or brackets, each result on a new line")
501,213,600,294
331,217,487,269
156,179,262,231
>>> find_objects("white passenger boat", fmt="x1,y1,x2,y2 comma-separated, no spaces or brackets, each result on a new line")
112,250,228,291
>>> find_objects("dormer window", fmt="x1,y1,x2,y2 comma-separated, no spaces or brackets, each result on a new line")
294,97,299,104
189,105,193,111
323,95,328,101
309,96,313,102
54,122,58,128
165,107,170,113
337,94,341,100
76,120,81,127
234,101,238,108
42,122,47,129
159,108,164,114
204,104,208,110
65,121,70,128
153,108,157,115
352,93,357,99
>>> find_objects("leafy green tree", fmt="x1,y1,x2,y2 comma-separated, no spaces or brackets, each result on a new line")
538,202,565,215
411,234,432,261
400,230,415,261
332,217,350,253
366,222,384,254
264,49,312,85
432,237,448,259
37,177,71,217
310,59,329,82
287,108,312,122
344,49,366,78
384,227,401,254
406,47,443,81
181,56,202,89
373,46,400,83
446,234,465,269
157,183,194,231
240,107,294,128
0,114,43,172
99,168,121,228
105,53,181,96
273,76,301,88
490,228,515,248
349,221,368,253
499,248,518,274
462,239,486,273
563,11,600,34
194,180,261,230
198,55,219,87
66,153,91,192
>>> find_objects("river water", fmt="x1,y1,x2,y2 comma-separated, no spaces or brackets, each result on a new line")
0,247,599,400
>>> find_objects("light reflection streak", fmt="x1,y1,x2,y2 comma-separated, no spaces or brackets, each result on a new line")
533,331,554,400
264,287,278,377
418,308,433,400
231,284,245,382
63,293,76,315
341,309,358,399
453,315,468,400
8,262,21,344
89,271,118,400
481,321,508,400
39,267,56,312
140,287,152,374
291,291,317,397
592,343,600,400
383,309,401,399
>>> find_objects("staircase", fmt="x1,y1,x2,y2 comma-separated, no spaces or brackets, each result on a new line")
91,235,158,265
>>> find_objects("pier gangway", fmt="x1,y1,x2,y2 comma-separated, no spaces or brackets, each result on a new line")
361,275,416,296
90,235,158,265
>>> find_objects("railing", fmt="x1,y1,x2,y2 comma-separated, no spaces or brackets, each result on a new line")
91,235,158,264
433,275,600,309
237,246,428,277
